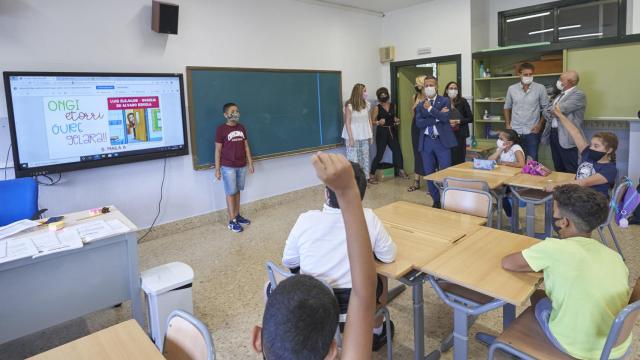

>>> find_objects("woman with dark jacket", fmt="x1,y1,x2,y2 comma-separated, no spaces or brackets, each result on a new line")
443,81,473,165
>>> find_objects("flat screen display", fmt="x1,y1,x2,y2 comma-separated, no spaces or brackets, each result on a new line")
3,72,189,177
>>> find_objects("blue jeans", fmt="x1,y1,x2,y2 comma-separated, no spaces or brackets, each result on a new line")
221,166,247,196
520,133,541,161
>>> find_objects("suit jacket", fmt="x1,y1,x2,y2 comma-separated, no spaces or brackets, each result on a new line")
415,95,456,150
541,87,587,149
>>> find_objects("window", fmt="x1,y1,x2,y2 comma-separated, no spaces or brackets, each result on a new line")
499,0,626,46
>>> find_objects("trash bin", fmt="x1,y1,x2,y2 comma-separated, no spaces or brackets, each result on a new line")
140,261,194,348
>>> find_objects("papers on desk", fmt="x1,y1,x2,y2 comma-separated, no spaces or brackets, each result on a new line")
0,219,40,240
0,237,38,264
0,219,131,264
69,219,130,243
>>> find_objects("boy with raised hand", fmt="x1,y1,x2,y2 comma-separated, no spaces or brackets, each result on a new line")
253,152,376,360
502,185,631,359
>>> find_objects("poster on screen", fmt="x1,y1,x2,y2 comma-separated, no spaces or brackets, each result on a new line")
43,96,109,159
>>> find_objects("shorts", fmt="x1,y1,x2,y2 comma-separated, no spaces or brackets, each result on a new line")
221,166,247,196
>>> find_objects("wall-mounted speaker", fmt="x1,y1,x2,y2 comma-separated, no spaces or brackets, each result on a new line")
152,1,179,35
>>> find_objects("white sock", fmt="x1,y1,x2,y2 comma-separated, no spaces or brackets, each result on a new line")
373,325,383,335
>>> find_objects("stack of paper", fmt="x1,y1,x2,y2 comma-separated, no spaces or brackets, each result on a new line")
31,229,84,258
67,219,130,243
0,219,40,240
0,237,38,264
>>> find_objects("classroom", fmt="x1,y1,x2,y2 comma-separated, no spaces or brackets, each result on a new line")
1,0,640,359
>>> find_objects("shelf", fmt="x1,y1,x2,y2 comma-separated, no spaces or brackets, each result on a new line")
476,119,503,123
475,99,505,103
474,72,562,81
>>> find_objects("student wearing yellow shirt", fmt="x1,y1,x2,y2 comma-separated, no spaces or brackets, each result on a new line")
502,184,631,359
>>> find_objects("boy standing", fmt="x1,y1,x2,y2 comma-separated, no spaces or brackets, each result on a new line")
215,103,254,233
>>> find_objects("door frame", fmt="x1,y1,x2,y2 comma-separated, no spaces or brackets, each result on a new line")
389,54,462,105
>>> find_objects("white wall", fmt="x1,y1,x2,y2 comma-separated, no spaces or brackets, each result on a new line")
380,0,473,97
0,0,383,227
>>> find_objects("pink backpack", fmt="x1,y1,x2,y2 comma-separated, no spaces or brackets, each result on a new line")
521,159,552,177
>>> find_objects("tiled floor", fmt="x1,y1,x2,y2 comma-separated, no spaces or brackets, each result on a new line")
1,177,638,359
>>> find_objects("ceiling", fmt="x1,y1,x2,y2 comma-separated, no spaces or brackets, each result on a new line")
297,0,433,15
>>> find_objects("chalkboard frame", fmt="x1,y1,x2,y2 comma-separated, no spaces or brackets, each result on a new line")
186,66,344,170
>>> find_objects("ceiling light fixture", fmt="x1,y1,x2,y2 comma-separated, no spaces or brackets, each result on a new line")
528,28,554,35
559,32,603,40
559,24,582,30
507,12,551,22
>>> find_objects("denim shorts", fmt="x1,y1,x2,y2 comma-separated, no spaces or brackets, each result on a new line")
221,166,247,196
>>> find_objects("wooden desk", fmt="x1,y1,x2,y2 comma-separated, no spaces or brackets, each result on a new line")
375,225,452,279
451,161,522,176
424,168,514,190
421,227,542,306
375,201,484,243
504,171,576,191
0,207,143,344
28,320,164,360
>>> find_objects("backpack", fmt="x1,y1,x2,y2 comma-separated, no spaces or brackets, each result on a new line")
614,177,640,227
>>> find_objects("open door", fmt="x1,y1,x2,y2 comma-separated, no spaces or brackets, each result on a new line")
391,55,461,175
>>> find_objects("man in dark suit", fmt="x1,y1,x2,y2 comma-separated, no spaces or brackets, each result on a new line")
415,75,456,208
541,70,586,173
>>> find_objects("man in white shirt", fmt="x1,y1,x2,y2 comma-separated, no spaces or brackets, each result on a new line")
541,70,587,173
282,161,397,351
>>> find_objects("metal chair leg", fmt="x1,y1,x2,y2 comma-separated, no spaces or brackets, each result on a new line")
608,224,625,261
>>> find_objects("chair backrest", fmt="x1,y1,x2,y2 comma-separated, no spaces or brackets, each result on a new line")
603,176,631,227
162,309,215,360
601,277,640,359
265,261,294,290
442,187,493,226
443,177,490,192
0,178,38,226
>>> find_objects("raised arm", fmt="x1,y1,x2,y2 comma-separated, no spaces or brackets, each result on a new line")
312,153,375,360
553,105,588,152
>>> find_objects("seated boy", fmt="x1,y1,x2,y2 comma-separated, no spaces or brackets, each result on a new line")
253,152,378,359
281,161,397,351
502,184,631,359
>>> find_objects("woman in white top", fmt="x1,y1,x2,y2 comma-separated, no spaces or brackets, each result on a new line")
488,129,526,167
488,129,525,218
342,83,374,181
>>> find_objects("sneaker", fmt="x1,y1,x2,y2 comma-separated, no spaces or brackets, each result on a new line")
235,214,251,225
228,220,243,233
372,320,395,351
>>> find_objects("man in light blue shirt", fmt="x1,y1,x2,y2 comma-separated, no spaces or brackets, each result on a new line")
503,62,549,161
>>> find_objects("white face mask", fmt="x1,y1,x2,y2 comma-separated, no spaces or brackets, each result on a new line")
556,80,564,91
424,86,437,98
497,139,505,149
447,89,458,98
521,76,534,85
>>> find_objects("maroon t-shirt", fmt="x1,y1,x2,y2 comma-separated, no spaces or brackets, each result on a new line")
215,123,248,168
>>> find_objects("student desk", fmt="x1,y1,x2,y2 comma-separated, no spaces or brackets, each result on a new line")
0,207,143,344
28,320,164,360
423,165,517,229
504,172,576,238
420,227,543,360
375,201,486,243
375,226,453,360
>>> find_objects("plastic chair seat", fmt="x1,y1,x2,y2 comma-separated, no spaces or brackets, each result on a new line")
494,307,576,360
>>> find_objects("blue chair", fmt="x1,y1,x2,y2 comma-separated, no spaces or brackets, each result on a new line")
0,178,46,226
487,278,640,360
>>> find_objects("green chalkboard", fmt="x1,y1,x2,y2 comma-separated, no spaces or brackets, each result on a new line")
186,67,343,169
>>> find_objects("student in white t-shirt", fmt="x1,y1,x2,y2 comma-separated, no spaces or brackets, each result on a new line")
488,129,526,167
281,161,397,352
488,129,525,218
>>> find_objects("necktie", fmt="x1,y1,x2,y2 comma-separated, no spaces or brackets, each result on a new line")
427,99,435,137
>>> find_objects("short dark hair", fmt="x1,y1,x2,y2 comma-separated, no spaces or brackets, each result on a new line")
553,184,609,233
424,75,438,83
519,62,535,73
222,102,237,113
262,275,339,360
326,162,366,208
376,87,389,99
